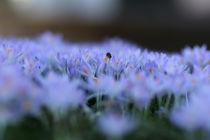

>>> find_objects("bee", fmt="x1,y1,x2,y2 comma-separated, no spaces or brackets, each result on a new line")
106,52,112,59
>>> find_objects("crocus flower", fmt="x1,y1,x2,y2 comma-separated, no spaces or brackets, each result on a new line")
171,84,210,131
0,65,44,124
98,113,136,137
43,72,85,112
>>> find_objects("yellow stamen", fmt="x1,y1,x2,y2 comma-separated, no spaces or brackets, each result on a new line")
201,67,204,71
86,55,89,58
200,58,203,63
116,61,119,67
82,68,88,74
104,57,108,62
7,48,12,55
149,68,152,73
75,59,77,63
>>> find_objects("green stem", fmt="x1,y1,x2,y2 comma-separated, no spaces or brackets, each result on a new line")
0,124,5,140
96,92,99,110
165,93,172,111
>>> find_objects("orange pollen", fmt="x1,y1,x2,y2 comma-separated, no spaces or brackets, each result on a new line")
86,55,89,58
129,65,134,69
75,59,77,63
180,58,184,64
149,68,152,73
82,68,88,74
136,73,142,80
7,48,12,55
200,58,203,63
116,61,119,67
104,57,108,62
29,62,34,66
192,79,197,84
201,67,204,71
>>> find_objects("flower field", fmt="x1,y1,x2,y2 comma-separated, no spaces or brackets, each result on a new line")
0,32,209,140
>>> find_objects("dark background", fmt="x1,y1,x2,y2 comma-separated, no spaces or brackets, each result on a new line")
1,0,210,52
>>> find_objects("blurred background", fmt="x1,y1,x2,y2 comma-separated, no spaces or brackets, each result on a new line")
1,0,210,51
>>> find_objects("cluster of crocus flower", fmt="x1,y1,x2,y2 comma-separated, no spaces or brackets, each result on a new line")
0,32,209,137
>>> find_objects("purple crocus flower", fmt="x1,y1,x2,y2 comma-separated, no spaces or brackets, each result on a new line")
143,60,159,75
98,113,136,137
0,65,44,124
171,84,210,131
44,72,85,112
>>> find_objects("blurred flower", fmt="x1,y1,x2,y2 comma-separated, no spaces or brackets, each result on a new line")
144,60,158,75
0,65,44,124
44,72,85,111
98,113,136,137
171,84,210,131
